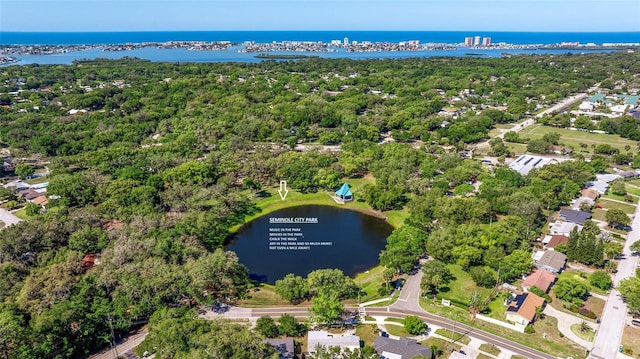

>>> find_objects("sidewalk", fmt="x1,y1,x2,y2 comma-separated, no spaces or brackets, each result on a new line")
543,304,597,349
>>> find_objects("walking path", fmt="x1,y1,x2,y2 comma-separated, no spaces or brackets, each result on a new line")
542,304,597,349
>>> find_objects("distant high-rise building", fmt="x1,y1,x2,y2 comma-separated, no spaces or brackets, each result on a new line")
482,37,491,46
464,37,473,46
474,36,481,46
344,37,349,46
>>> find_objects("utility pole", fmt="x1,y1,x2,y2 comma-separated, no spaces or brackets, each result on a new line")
107,314,119,359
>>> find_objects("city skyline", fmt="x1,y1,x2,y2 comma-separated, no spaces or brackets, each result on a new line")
1,0,639,33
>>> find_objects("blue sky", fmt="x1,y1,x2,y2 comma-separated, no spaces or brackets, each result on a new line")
1,0,639,32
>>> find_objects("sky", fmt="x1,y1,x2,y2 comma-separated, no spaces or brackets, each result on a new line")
1,0,639,32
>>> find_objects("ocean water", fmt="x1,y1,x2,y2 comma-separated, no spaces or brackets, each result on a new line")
1,31,639,65
2,31,640,45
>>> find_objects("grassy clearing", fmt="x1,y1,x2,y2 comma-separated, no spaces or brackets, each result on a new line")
421,337,461,357
486,295,508,320
597,198,636,214
511,355,527,359
355,324,378,347
354,265,387,302
385,322,410,337
625,185,640,197
439,265,494,305
521,125,637,152
434,328,471,345
621,325,640,358
583,297,606,318
603,192,638,204
13,208,30,220
238,285,305,307
505,143,528,156
477,354,493,359
591,208,607,222
479,343,501,356
419,298,587,359
626,179,640,187
570,324,596,342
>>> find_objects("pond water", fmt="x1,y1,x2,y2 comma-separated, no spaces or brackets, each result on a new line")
226,205,393,284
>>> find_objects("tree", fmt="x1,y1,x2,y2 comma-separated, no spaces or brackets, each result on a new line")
589,271,613,291
187,250,250,304
14,164,35,179
307,269,358,299
610,180,627,196
470,266,498,288
605,242,624,260
383,267,395,290
278,313,305,337
255,315,279,338
275,274,309,304
618,276,640,313
310,293,343,325
606,208,631,228
630,240,640,254
501,249,535,282
403,315,428,335
24,202,41,216
420,260,453,295
553,279,589,305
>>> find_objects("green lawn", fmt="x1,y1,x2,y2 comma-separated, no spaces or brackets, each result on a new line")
624,185,640,197
591,208,607,222
419,298,587,359
385,322,410,337
355,324,379,347
597,198,636,214
434,328,471,345
439,265,494,306
621,325,640,358
13,208,30,220
570,324,596,342
505,143,528,156
237,285,303,307
421,337,461,357
521,124,638,153
354,265,388,302
479,343,501,356
603,192,637,204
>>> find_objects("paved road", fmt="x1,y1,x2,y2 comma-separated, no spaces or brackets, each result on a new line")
86,330,147,359
590,201,640,359
0,208,21,227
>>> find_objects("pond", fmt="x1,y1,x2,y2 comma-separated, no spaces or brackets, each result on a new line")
226,205,393,284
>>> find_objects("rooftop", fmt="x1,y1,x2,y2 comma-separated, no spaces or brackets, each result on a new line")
373,337,433,359
509,155,563,176
522,269,557,293
536,251,567,272
559,209,592,225
506,292,545,322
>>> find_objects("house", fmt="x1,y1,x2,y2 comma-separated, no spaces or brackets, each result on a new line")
572,197,594,211
544,235,569,250
618,171,640,179
522,269,556,293
505,292,545,327
264,338,295,359
559,209,592,225
586,180,609,194
509,155,561,176
335,183,353,202
581,188,600,201
373,337,432,359
307,331,360,354
549,221,582,236
535,251,567,274
19,189,41,201
32,195,49,207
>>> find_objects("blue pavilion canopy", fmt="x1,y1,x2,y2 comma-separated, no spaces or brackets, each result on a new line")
335,183,353,198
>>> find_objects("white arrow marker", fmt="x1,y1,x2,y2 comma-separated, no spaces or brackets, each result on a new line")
278,180,289,201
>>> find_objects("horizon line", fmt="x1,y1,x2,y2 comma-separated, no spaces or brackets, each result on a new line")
2,30,640,34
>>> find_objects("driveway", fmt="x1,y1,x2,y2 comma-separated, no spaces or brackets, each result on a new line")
0,208,21,227
542,304,597,349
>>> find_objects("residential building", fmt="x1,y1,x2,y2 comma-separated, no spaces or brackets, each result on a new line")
559,209,592,225
307,331,360,354
572,197,594,211
549,221,582,236
482,37,491,46
535,251,567,274
505,292,545,327
264,338,295,359
522,269,556,293
509,155,563,176
543,234,569,250
581,188,600,201
464,37,473,46
373,337,433,359
474,36,481,46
